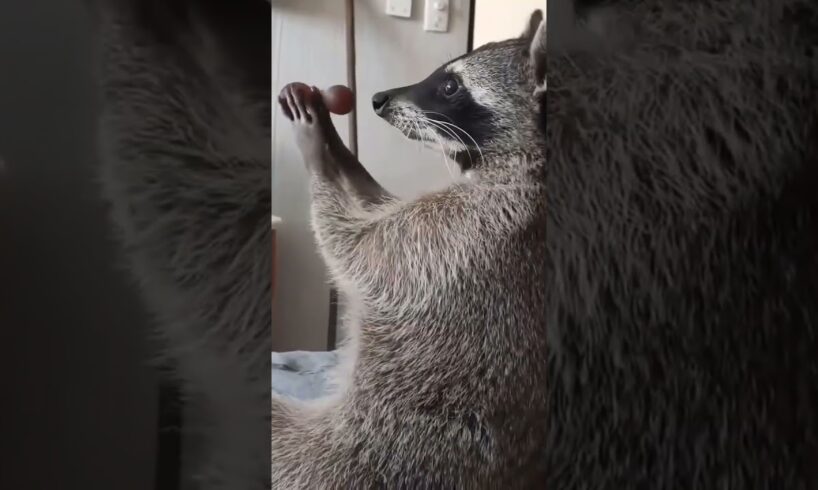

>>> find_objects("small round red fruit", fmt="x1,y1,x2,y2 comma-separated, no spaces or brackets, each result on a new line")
278,82,311,102
322,85,355,115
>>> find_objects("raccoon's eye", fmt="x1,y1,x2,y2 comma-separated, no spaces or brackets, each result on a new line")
442,79,460,97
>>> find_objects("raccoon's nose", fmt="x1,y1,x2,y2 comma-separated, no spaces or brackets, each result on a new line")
372,91,391,115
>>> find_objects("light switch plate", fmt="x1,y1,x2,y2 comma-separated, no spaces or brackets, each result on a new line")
423,0,449,32
386,0,412,18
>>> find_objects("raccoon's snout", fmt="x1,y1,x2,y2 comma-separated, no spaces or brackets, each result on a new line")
372,91,391,116
372,86,410,117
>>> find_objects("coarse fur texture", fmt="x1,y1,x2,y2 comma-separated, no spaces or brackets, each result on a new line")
544,0,818,488
272,16,550,490
89,0,272,488
277,0,818,487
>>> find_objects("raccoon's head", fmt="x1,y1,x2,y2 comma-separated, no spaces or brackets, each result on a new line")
372,10,547,172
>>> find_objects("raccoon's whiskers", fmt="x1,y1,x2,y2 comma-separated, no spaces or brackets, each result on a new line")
395,105,427,155
417,115,455,179
437,120,486,165
410,118,427,154
424,118,475,168
421,110,486,165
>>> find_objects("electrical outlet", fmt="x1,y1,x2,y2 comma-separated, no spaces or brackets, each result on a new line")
386,0,412,18
423,0,449,32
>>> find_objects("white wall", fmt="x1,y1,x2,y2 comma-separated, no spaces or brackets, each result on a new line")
272,1,351,351
355,0,470,199
473,0,546,48
272,0,471,351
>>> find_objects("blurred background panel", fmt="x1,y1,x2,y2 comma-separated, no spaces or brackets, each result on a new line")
0,1,158,488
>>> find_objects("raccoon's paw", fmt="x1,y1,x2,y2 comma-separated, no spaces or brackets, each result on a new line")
279,83,334,174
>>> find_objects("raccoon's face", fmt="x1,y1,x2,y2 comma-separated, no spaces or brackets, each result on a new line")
372,11,546,172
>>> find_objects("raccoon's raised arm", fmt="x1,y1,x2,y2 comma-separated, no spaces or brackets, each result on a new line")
324,126,397,210
310,178,539,319
279,83,396,210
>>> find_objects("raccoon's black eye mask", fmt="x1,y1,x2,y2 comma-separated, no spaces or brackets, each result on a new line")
400,68,497,156
415,69,470,110
441,78,460,97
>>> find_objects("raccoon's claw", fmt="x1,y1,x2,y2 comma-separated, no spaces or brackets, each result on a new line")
309,86,335,125
283,84,310,122
280,82,334,174
278,82,312,122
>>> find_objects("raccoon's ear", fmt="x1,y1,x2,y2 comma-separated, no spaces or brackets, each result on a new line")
528,14,547,91
521,9,544,39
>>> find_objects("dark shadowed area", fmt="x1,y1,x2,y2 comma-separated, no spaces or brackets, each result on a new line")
0,1,158,488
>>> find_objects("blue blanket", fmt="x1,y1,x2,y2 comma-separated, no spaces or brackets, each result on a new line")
271,351,338,400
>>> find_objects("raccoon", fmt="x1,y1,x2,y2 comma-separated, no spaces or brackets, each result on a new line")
273,12,549,489
278,0,818,486
90,0,272,488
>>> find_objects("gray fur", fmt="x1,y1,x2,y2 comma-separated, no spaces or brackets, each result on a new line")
544,0,818,487
276,0,818,486
272,16,550,489
90,1,272,488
